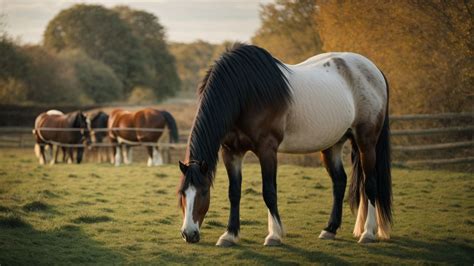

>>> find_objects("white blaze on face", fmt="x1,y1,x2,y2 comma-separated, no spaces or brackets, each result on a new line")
181,185,199,234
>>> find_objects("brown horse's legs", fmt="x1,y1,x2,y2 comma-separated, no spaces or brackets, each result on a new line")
146,146,153,167
38,144,47,165
319,141,347,240
51,145,60,165
216,147,243,247
257,136,284,246
67,148,74,164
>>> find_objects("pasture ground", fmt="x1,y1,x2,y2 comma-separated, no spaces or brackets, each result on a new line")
0,148,472,264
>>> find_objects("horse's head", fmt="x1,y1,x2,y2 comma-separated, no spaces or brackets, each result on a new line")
178,160,211,243
73,111,91,145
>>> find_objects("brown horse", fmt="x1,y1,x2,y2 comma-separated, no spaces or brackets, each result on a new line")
33,110,90,165
178,43,392,246
108,108,179,166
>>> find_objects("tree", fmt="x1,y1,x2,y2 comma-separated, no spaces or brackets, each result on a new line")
317,0,473,114
170,40,223,96
59,50,123,103
43,4,146,94
252,0,323,63
114,6,180,98
20,45,84,104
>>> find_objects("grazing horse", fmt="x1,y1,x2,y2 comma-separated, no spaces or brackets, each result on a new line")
178,43,392,246
87,110,110,162
108,108,179,166
33,110,90,164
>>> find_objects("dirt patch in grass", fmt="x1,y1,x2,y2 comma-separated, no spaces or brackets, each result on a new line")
0,205,12,212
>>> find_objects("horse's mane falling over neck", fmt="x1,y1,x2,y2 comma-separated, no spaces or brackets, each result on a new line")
187,42,292,181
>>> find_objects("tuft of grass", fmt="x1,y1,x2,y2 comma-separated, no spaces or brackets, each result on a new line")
154,173,168,178
206,220,225,228
155,189,168,195
243,188,260,196
0,213,30,228
313,182,326,190
72,215,112,224
0,205,12,212
22,201,49,212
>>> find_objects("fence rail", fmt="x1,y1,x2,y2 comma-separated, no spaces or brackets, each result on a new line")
0,112,472,167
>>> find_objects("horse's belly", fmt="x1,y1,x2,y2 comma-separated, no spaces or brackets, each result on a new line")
278,69,355,153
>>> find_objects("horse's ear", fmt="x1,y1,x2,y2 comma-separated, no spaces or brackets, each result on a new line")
179,161,188,174
200,161,208,175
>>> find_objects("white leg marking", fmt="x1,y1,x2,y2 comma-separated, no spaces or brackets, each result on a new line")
147,156,153,167
127,148,133,164
181,185,199,240
264,211,284,245
359,201,377,243
153,147,163,166
114,146,122,167
216,231,239,246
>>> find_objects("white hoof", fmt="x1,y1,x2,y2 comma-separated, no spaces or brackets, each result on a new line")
264,234,282,246
358,232,376,244
318,230,336,240
216,231,239,247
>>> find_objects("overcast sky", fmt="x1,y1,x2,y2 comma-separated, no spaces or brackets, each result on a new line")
0,0,272,44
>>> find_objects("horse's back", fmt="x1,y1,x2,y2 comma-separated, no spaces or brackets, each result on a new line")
134,108,165,142
279,52,386,153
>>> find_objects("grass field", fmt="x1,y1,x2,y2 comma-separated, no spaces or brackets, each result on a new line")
0,148,473,264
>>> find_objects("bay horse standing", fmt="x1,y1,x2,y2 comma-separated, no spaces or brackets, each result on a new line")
33,110,90,164
87,110,110,163
178,43,392,246
108,108,179,166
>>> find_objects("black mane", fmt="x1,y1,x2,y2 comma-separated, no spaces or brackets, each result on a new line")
187,43,292,181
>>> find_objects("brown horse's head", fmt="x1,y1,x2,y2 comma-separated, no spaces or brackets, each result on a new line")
178,160,211,243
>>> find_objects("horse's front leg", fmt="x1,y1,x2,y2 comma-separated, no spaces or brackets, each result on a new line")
257,137,284,246
216,147,243,247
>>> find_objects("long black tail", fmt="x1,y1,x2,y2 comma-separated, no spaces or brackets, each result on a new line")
161,111,179,143
349,72,392,230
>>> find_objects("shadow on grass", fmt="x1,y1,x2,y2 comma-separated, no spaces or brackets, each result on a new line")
233,239,349,265
0,220,123,264
367,236,473,264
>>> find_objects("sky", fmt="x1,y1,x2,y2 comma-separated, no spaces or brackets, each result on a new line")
0,0,272,44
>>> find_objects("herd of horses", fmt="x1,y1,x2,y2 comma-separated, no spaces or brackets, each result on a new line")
33,108,178,166
32,43,393,247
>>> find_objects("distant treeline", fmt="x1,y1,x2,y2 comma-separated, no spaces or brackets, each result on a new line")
1,1,472,115
0,5,180,105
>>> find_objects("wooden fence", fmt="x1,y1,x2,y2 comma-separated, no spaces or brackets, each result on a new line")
0,112,472,167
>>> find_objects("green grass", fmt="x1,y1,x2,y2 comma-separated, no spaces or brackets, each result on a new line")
0,148,473,264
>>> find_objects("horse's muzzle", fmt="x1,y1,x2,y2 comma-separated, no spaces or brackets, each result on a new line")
182,230,200,243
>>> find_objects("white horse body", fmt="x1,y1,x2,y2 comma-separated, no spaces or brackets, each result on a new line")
279,52,387,153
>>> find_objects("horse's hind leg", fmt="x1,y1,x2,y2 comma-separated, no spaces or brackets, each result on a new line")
114,144,122,166
122,145,132,165
153,147,163,166
216,147,243,247
50,145,59,165
146,146,153,167
319,139,347,240
257,136,284,246
353,129,378,243
67,148,74,164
